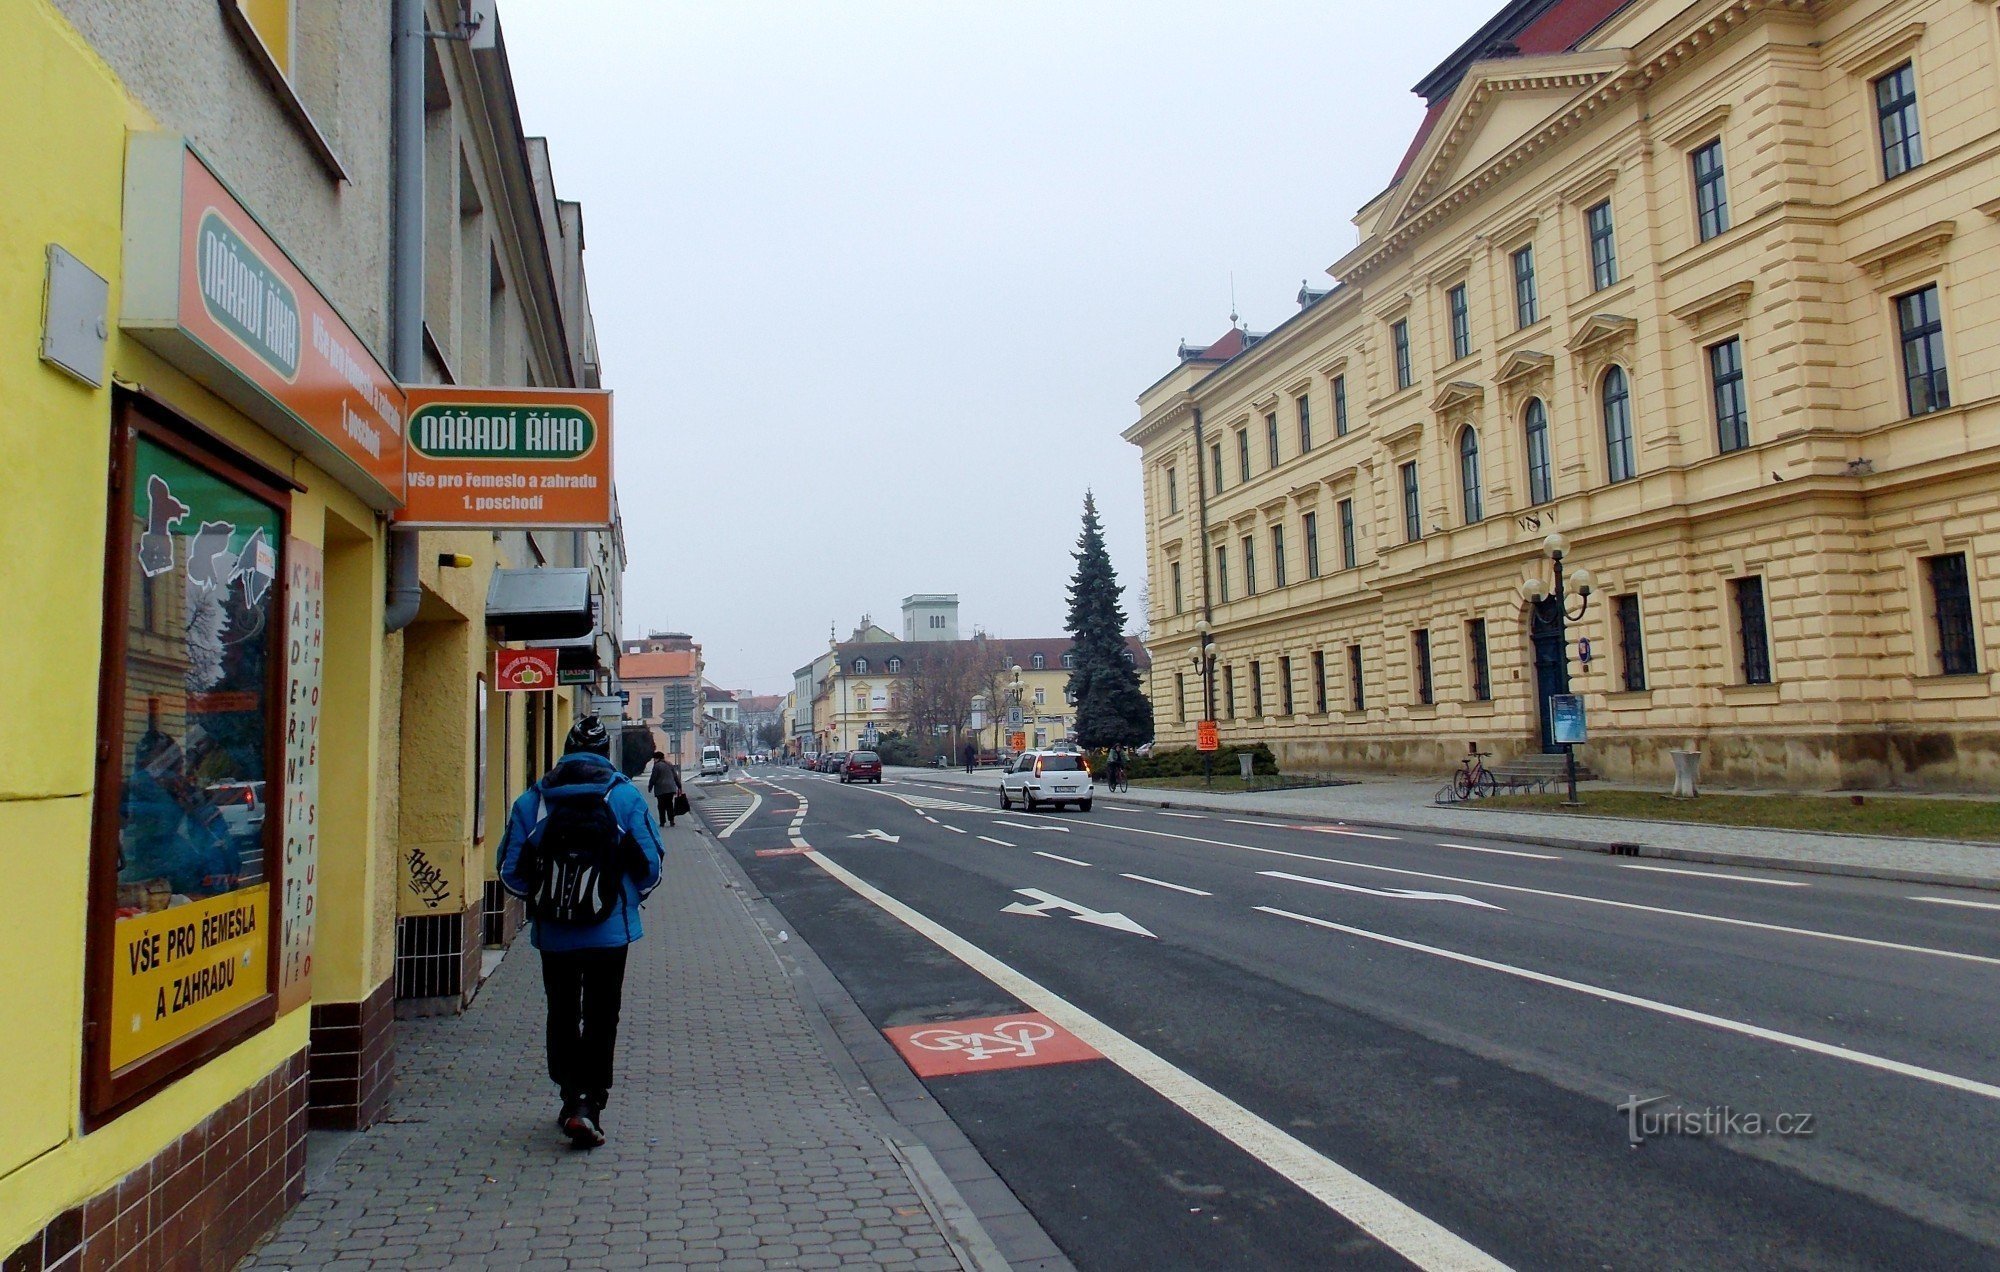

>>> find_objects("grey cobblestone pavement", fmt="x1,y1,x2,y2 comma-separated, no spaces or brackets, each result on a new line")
243,820,968,1271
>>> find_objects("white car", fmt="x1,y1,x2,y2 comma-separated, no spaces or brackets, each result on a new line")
699,745,727,778
1000,750,1093,812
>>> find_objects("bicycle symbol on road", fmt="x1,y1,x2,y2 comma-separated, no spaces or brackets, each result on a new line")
905,1019,1056,1062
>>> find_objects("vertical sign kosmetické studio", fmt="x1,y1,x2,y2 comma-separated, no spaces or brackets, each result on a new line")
279,540,323,1013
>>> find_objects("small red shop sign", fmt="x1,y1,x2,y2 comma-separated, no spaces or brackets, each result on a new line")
496,648,558,691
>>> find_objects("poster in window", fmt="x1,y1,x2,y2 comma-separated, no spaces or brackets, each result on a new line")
278,539,322,1013
108,437,282,1070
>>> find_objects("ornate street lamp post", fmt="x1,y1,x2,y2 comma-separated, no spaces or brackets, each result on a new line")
1191,619,1217,786
1008,665,1024,758
1520,531,1595,805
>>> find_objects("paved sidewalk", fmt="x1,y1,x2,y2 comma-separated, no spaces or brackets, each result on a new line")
883,766,2000,891
242,821,972,1271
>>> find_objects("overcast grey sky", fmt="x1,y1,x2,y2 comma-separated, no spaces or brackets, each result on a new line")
500,0,1495,693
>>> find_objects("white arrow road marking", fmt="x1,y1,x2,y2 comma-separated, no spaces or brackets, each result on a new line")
1001,887,1155,937
1909,895,2000,911
847,829,901,843
1033,851,1093,867
1262,870,1506,910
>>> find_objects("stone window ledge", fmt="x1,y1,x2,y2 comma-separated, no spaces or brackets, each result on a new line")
1912,674,1992,700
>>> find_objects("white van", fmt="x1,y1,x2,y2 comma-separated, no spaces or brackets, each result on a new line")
699,745,727,777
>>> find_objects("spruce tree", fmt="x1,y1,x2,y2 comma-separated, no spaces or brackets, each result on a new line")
1065,492,1154,748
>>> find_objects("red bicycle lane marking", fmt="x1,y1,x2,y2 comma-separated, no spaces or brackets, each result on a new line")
883,1011,1104,1078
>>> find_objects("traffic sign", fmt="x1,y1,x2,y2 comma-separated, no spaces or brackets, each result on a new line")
1196,719,1219,752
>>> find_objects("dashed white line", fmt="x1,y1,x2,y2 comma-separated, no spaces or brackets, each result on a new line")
1437,843,1561,860
1616,863,1807,887
1909,895,2000,912
1034,851,1093,868
995,819,1069,833
1302,827,1402,841
1121,873,1212,896
1257,906,2000,1102
978,835,1015,848
943,824,966,834
1155,811,1207,819
921,814,939,824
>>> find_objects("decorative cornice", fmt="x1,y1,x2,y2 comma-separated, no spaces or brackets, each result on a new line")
1431,381,1485,413
1661,102,1732,151
1566,313,1638,354
1834,20,1925,78
1849,220,1956,279
1378,419,1424,453
1496,349,1554,385
1671,280,1754,332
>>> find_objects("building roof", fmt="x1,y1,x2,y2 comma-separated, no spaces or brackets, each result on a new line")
738,694,785,713
704,684,737,703
619,650,698,680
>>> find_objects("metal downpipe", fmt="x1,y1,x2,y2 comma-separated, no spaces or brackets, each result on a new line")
384,0,425,633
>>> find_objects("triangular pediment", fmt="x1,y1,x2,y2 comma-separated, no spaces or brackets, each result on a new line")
1431,381,1485,413
1496,349,1553,384
1380,49,1630,233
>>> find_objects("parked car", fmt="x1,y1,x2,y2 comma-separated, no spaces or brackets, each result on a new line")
999,750,1092,812
821,752,848,775
206,779,266,841
699,745,727,777
841,750,883,783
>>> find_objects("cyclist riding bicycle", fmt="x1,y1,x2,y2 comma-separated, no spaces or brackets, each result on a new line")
1105,746,1128,793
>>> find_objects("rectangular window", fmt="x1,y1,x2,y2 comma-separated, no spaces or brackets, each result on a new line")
1897,284,1950,416
1303,512,1320,579
1733,576,1773,685
1272,523,1288,588
1348,644,1365,711
1333,374,1349,436
1401,462,1422,543
1297,394,1312,453
1211,442,1224,493
641,696,654,719
1166,467,1178,513
91,406,290,1114
1467,618,1491,702
1339,498,1357,569
1692,139,1730,241
1312,650,1328,713
1175,672,1188,723
1267,412,1281,468
1223,664,1236,718
1238,430,1251,483
1587,200,1618,290
1250,661,1264,716
1875,62,1923,180
1927,553,1978,676
1615,593,1647,691
1710,337,1749,453
1512,244,1539,328
1392,319,1413,389
1242,535,1257,596
1448,283,1471,361
1171,561,1183,615
1215,544,1229,603
1280,656,1295,715
1412,629,1434,705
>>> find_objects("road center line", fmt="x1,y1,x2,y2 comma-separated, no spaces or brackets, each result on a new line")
977,836,1015,848
716,786,763,840
1257,906,2000,1102
805,852,1511,1271
1616,863,1807,887
1909,895,2000,912
995,819,1069,833
1155,811,1207,819
1092,823,2000,967
1034,851,1093,867
1437,843,1561,860
943,824,966,834
1121,873,1212,897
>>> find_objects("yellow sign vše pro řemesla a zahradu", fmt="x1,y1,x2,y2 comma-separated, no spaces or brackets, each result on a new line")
108,885,269,1071
396,386,614,529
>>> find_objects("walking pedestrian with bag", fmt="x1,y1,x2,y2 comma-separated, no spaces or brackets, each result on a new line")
647,749,685,826
499,716,663,1148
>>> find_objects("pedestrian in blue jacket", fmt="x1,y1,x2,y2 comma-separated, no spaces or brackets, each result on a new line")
499,715,664,1147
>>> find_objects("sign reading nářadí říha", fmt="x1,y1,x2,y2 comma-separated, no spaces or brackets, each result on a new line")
396,387,613,529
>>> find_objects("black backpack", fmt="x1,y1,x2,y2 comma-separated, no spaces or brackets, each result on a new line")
523,776,631,925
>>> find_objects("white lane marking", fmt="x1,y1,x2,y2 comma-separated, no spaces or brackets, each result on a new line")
1122,873,1213,897
943,824,966,834
995,819,1069,833
1000,887,1153,937
806,853,1509,1271
846,829,902,843
1093,823,2000,968
1103,806,1143,814
1034,851,1093,868
922,814,939,823
1909,896,2000,912
1437,843,1561,860
1617,863,1807,887
1227,819,1270,827
1258,906,2000,1102
1262,871,1507,911
1155,811,1207,819
978,836,1016,848
1299,826,1402,841
716,786,763,840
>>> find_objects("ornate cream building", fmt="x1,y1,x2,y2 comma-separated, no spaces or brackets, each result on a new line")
1127,0,2000,789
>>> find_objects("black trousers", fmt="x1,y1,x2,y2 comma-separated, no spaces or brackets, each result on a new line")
655,791,676,824
540,945,629,1105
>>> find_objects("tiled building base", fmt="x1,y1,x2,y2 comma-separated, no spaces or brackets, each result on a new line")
307,978,395,1131
4,1052,306,1272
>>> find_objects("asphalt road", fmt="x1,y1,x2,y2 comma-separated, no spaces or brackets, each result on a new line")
700,766,2000,1271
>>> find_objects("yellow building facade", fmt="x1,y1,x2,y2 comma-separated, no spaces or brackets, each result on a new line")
1129,0,2000,790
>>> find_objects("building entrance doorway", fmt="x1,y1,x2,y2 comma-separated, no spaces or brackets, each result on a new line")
1529,597,1568,753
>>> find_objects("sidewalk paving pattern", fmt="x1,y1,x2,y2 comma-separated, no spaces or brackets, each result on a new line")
882,767,2000,890
242,821,965,1271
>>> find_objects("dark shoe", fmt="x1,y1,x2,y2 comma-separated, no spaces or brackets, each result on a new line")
563,1100,606,1148
556,1094,582,1131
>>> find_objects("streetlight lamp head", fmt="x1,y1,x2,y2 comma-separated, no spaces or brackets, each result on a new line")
1009,664,1022,675
1543,531,1570,558
1568,566,1595,594
1195,618,1211,636
1520,577,1548,602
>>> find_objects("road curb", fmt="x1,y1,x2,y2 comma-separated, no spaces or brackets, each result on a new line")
881,768,2000,894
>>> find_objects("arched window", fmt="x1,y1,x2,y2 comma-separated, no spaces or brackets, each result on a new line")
886,657,903,673
1603,366,1635,483
1031,653,1046,670
1459,426,1484,523
1122,649,1136,663
1061,653,1076,669
852,658,868,674
1524,398,1553,506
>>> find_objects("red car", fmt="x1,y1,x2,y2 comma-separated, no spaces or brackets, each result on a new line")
841,750,883,783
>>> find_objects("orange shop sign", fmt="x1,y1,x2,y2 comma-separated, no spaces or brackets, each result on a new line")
496,648,559,692
396,387,613,529
1196,720,1220,752
120,134,406,511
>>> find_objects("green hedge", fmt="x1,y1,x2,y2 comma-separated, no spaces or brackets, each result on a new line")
1126,743,1278,778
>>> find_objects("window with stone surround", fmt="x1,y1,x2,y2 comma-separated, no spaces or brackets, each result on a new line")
1412,629,1434,706
1250,661,1264,716
1603,366,1635,483
1304,512,1321,579
1448,283,1471,361
1313,650,1328,713
1272,523,1288,588
1897,284,1949,417
1280,656,1295,714
1874,62,1924,180
1297,393,1313,453
1401,461,1422,543
1339,498,1358,570
1348,643,1365,712
1466,618,1491,702
1925,553,1978,676
1242,535,1257,596
1459,426,1483,524
1211,442,1224,493
1692,139,1730,242
1175,672,1187,722
1215,544,1229,603
1238,429,1252,483
1710,337,1750,453
1587,200,1618,291
1524,398,1554,505
1512,244,1539,328
1266,412,1281,468
1732,575,1773,685
1392,319,1414,389
1171,561,1183,614
1333,374,1350,436
1166,466,1178,513
1223,664,1236,718
1615,593,1647,691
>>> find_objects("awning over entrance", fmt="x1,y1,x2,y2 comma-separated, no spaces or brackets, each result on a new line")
485,567,593,641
